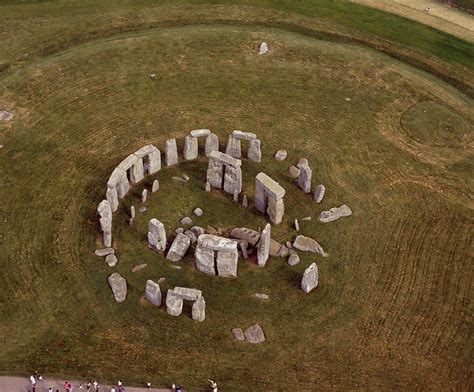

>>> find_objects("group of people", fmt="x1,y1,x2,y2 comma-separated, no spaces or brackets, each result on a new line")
28,371,217,391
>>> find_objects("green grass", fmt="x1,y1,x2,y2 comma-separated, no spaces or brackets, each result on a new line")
0,4,473,392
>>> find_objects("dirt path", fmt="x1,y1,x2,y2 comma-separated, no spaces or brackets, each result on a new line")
0,376,172,392
352,0,474,42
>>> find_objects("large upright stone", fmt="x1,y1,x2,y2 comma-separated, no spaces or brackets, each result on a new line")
152,180,159,193
134,145,161,174
216,250,238,277
195,234,239,276
223,165,242,195
165,138,178,166
192,295,206,322
293,235,327,257
166,233,191,261
248,138,262,162
148,219,167,252
108,167,129,199
97,199,112,247
205,133,219,157
195,245,215,275
108,272,127,303
267,196,284,225
298,163,312,193
183,135,198,161
318,205,352,222
166,290,183,316
130,205,136,219
106,186,119,213
301,262,319,293
145,280,162,307
257,224,271,267
129,156,144,184
206,156,223,189
142,189,147,204
226,135,241,158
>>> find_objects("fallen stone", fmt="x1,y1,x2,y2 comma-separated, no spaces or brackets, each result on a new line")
193,208,203,217
175,227,184,234
182,174,190,181
145,280,162,307
258,42,269,55
132,263,148,272
286,241,293,249
149,73,157,79
166,233,191,261
254,293,269,300
95,248,115,257
274,150,287,161
301,262,319,293
230,227,260,247
170,264,182,270
105,254,118,267
277,245,289,257
139,206,147,213
239,241,249,259
269,238,283,257
232,328,245,341
0,110,13,121
108,272,127,303
244,324,266,344
158,277,165,284
181,216,192,226
293,235,327,257
287,253,300,266
192,295,206,322
288,166,300,178
152,180,159,193
172,176,187,182
301,216,312,221
314,184,325,203
319,205,352,222
184,229,197,244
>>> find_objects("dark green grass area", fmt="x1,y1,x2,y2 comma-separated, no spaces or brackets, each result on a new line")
0,9,472,392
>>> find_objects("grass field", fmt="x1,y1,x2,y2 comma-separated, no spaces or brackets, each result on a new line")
0,1,473,390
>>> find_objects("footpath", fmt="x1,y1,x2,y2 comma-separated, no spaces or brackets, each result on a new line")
0,376,171,392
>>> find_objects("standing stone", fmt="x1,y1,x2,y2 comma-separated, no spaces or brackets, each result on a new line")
244,324,266,343
108,272,127,303
148,219,167,252
233,190,239,202
298,164,312,193
288,165,300,178
152,180,159,193
274,150,287,161
145,280,162,307
301,262,319,293
130,205,136,219
294,219,300,232
106,186,119,213
195,245,215,275
248,138,262,162
223,165,242,195
205,133,219,157
240,241,249,259
225,135,241,159
184,229,197,244
129,157,145,184
287,253,300,266
205,181,211,192
297,158,308,168
242,194,248,207
141,189,147,204
314,184,325,203
183,135,198,161
97,200,112,247
166,290,183,316
192,295,206,321
266,196,284,225
166,233,191,261
164,138,178,166
257,224,271,267
258,42,269,55
193,208,203,217
216,250,238,277
181,216,192,226
206,155,224,189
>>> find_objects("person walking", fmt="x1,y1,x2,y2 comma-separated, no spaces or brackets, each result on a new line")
208,379,218,392
117,380,123,391
93,381,99,392
146,382,151,390
111,387,116,392
86,381,91,391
